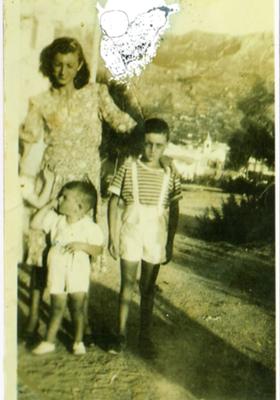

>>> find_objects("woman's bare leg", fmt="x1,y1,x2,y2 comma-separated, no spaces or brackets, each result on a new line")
26,289,41,333
26,268,45,335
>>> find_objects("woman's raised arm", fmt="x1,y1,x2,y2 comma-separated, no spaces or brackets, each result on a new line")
98,83,137,134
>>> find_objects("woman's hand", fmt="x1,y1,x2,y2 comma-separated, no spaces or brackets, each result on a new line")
159,155,177,173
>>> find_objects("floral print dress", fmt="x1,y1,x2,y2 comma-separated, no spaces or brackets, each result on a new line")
20,83,135,268
20,83,135,195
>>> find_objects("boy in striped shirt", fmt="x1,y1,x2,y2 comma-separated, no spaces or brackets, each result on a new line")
108,118,181,358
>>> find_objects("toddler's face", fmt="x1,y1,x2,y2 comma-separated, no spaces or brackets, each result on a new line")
52,52,80,87
58,189,81,217
143,133,167,164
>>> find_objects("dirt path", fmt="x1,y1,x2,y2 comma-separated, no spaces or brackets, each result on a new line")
17,191,275,400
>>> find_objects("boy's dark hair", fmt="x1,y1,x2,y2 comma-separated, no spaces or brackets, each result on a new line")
39,37,90,89
143,118,170,141
60,180,98,221
127,118,170,158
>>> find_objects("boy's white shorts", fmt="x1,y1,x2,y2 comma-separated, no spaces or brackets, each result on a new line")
119,204,168,265
47,247,90,294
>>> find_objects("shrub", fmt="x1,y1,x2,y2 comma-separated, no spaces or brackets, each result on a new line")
196,187,275,245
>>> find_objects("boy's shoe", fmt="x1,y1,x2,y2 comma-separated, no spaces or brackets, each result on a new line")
83,334,95,348
32,341,55,355
73,342,86,355
108,335,127,355
138,336,157,360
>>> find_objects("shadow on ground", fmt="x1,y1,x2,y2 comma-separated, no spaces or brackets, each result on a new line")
18,263,275,400
174,213,275,314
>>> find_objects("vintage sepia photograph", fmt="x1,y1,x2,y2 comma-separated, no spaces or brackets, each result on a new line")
4,0,278,399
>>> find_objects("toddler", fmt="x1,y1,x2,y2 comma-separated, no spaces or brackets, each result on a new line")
32,181,103,355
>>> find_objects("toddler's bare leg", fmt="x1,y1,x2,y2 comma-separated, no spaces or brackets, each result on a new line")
118,259,139,338
69,292,86,343
46,294,67,343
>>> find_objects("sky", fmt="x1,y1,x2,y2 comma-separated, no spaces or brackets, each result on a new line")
21,0,274,36
170,0,274,35
97,0,274,36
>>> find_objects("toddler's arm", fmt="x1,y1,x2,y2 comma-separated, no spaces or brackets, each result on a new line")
31,198,58,230
64,242,103,258
107,194,119,260
164,200,179,264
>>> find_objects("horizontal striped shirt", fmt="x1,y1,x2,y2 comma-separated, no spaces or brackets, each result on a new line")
109,159,182,207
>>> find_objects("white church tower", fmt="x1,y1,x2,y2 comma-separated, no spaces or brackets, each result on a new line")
203,132,212,154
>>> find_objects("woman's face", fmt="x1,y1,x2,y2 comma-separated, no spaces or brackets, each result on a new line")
52,52,81,87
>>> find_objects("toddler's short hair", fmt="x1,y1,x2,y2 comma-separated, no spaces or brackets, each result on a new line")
144,118,170,141
61,181,97,219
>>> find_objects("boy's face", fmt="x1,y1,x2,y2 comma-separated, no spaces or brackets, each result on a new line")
143,133,167,164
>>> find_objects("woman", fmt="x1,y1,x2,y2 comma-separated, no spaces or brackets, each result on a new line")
19,37,136,344
20,37,136,194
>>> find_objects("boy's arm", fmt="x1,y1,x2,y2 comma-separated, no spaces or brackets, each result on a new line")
31,199,58,230
107,194,120,260
164,200,179,264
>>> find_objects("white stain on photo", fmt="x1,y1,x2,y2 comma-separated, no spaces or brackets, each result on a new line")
98,0,179,82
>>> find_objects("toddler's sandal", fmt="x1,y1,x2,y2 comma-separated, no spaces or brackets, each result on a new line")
32,341,55,355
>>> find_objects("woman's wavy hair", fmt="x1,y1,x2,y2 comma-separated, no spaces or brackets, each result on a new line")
39,37,90,89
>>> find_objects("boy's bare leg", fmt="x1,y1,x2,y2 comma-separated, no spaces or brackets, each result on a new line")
118,259,139,338
139,262,160,340
69,292,86,343
46,294,67,343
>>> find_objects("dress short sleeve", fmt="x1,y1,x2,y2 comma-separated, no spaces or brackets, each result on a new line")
98,84,136,133
19,98,45,144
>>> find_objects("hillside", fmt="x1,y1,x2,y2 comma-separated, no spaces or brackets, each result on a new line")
103,31,274,144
